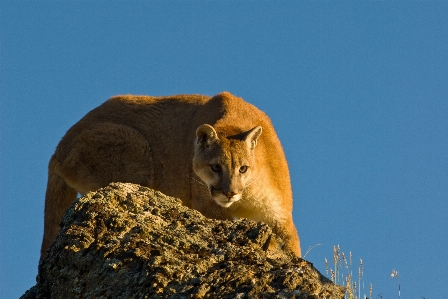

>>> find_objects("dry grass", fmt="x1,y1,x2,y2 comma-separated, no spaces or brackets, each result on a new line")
390,269,400,299
324,247,415,299
325,245,372,299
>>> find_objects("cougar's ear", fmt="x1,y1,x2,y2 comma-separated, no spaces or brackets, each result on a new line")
196,124,219,146
244,126,262,149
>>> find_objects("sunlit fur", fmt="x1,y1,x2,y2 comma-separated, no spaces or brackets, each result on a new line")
193,125,259,208
41,92,301,261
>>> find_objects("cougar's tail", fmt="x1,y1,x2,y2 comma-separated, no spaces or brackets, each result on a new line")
40,155,77,261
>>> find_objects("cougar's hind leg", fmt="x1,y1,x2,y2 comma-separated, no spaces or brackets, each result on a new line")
106,124,154,188
41,156,78,261
41,123,154,261
59,123,155,192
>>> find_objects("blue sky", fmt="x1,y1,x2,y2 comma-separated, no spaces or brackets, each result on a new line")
1,2,447,298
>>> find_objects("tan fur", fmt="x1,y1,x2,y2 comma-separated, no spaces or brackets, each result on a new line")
41,92,301,260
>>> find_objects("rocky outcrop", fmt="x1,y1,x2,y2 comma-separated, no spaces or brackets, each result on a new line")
22,183,344,299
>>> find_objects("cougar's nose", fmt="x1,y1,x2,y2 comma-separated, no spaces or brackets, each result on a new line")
223,191,236,199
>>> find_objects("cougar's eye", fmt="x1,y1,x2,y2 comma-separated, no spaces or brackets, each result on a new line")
210,164,222,173
239,166,248,173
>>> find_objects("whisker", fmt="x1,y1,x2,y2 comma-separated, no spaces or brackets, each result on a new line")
187,173,208,188
245,178,254,188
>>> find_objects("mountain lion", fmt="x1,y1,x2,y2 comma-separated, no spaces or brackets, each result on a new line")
41,92,301,260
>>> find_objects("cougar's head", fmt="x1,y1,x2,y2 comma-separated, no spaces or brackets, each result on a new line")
193,124,262,208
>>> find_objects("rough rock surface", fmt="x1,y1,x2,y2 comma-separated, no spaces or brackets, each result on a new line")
22,183,344,299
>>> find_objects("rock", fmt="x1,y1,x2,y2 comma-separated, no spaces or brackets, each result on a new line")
22,183,344,299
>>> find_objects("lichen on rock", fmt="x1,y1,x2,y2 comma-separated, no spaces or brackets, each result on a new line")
21,183,344,299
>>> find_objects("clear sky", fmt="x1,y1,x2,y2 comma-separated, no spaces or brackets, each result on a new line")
1,2,447,298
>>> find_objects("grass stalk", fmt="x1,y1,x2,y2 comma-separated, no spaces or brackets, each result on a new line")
326,245,372,299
